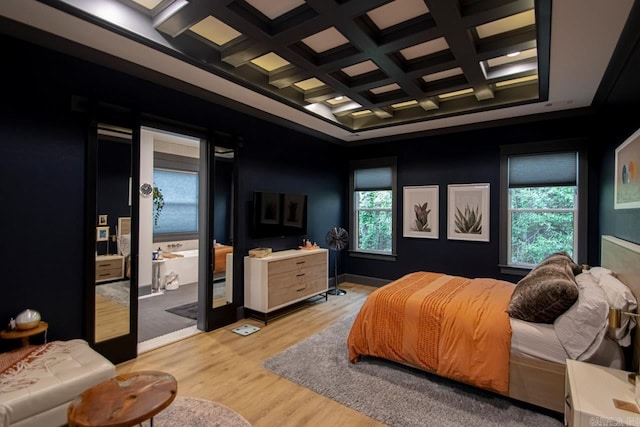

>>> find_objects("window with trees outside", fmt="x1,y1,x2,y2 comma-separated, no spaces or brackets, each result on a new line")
500,145,587,271
350,158,397,257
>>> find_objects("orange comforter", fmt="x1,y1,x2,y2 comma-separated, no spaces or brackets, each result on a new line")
347,271,515,393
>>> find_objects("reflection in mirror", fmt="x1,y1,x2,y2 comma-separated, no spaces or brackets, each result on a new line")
213,146,235,308
95,124,132,342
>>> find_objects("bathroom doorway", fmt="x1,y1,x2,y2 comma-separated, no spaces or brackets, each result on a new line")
136,126,236,352
137,127,202,351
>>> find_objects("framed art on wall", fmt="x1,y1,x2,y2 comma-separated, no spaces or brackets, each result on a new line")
98,214,108,226
615,127,640,209
403,185,439,239
447,183,490,242
96,226,110,242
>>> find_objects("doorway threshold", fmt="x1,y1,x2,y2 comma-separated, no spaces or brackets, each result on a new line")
137,325,200,354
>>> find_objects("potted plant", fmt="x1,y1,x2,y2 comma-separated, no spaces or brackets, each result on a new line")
153,185,164,226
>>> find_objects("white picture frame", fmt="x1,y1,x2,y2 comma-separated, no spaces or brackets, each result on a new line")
614,127,640,209
96,226,110,242
403,185,439,239
447,183,490,242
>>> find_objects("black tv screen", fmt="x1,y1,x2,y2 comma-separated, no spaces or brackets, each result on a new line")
251,192,308,238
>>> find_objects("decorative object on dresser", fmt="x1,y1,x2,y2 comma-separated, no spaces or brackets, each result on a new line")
248,247,272,258
244,248,328,324
326,227,349,296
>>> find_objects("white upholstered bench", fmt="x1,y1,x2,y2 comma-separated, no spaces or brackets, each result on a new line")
0,339,116,427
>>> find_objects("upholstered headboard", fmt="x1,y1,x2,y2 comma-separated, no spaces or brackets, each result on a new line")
118,217,131,236
601,235,640,371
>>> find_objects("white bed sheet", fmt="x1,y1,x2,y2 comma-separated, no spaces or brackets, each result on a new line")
510,318,624,369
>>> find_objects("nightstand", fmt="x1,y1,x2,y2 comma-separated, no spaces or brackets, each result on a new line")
565,359,640,426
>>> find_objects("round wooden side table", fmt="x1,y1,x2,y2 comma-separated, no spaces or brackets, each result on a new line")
0,321,48,347
67,370,177,427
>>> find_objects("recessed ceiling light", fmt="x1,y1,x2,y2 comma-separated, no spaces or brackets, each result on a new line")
437,88,474,100
507,52,521,57
391,100,418,109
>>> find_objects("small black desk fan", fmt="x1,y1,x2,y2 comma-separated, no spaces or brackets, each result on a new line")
326,227,349,295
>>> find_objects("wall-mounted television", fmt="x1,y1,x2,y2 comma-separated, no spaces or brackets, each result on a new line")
250,191,308,238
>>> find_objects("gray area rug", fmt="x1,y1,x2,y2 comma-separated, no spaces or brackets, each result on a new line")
166,302,198,320
264,314,563,427
140,396,251,427
164,281,227,321
96,280,130,307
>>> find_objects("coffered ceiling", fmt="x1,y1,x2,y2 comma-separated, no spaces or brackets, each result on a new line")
0,0,636,143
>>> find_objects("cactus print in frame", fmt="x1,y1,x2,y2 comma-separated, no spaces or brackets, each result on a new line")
447,183,490,242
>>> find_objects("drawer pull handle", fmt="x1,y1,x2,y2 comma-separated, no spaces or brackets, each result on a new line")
296,287,306,292
296,261,306,265
97,264,111,267
296,273,305,278
98,273,110,277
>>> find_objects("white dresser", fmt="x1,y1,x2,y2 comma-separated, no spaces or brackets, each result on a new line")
244,248,328,323
565,359,639,427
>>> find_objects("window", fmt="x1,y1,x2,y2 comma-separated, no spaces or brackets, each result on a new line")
152,152,200,240
153,169,199,234
350,158,397,257
500,143,587,271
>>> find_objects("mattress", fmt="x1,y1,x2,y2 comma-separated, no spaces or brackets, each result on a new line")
510,318,624,369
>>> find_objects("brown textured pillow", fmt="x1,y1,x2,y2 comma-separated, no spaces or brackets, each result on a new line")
507,252,581,323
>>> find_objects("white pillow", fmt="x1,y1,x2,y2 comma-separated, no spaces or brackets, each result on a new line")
587,267,615,281
554,273,609,360
117,234,131,257
598,273,637,346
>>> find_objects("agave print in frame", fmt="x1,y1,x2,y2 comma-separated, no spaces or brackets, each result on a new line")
447,183,490,242
403,185,439,239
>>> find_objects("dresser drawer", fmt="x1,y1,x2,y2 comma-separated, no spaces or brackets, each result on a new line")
268,278,327,308
267,264,326,290
96,258,122,270
96,256,124,282
96,267,123,281
268,253,325,275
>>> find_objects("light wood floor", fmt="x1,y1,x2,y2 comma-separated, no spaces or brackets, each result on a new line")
116,283,386,427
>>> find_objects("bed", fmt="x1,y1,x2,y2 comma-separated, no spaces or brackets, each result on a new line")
347,235,640,413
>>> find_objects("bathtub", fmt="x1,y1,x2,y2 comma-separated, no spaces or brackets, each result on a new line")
162,249,198,287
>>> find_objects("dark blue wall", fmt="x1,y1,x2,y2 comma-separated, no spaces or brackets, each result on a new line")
598,111,640,246
3,30,640,348
0,33,342,347
345,118,602,283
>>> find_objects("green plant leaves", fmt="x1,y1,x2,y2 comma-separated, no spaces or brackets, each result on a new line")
454,204,482,234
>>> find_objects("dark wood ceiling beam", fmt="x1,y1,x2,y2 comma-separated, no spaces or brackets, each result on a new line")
269,66,312,89
424,0,493,101
476,26,537,60
460,0,534,28
154,0,231,37
300,0,431,108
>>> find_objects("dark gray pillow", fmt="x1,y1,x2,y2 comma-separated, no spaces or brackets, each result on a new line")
507,252,581,323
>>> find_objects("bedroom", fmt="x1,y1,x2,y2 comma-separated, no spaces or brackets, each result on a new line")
2,0,640,425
